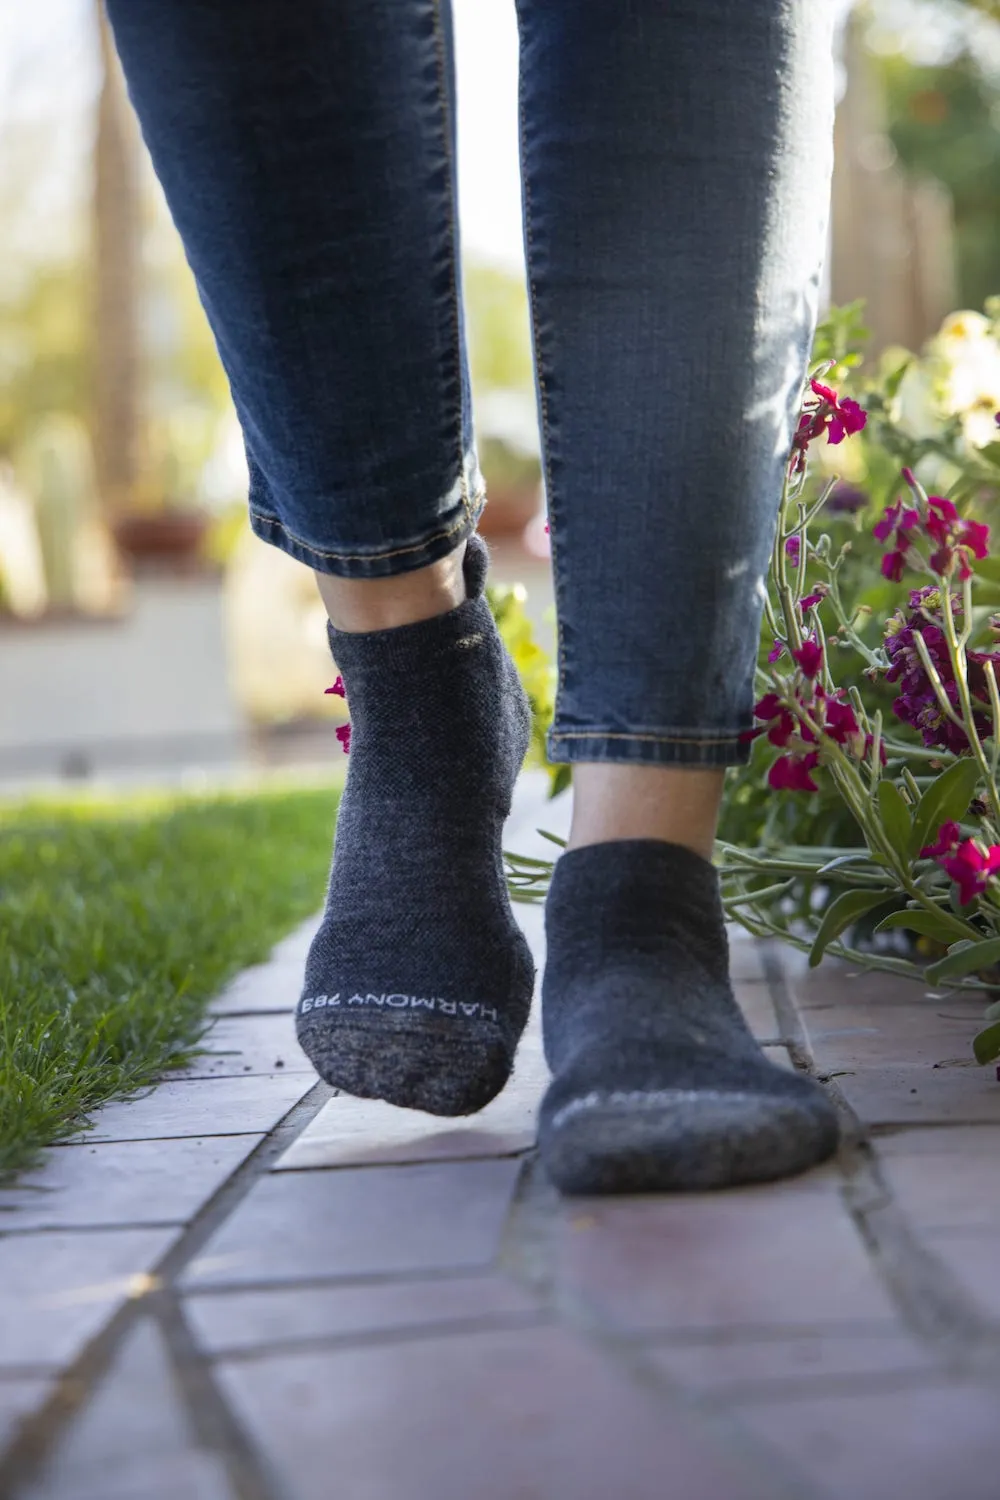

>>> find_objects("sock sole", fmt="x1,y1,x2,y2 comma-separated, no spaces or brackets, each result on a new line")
298,999,533,1118
539,1085,840,1195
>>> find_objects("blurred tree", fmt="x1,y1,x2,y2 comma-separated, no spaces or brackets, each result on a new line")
91,0,141,515
879,46,1000,308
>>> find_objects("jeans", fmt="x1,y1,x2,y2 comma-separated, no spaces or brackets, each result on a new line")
106,0,836,768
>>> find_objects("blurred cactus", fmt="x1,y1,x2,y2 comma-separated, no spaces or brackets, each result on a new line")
17,415,96,611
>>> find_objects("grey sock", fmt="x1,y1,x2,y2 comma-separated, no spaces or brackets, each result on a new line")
296,535,535,1116
539,840,839,1193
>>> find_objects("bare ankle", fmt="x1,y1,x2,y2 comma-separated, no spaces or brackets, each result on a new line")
315,542,467,632
567,763,725,861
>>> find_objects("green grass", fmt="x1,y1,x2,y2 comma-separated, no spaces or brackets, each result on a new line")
0,782,340,1179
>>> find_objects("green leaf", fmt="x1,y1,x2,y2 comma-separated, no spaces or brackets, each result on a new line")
816,852,882,876
876,781,912,857
808,889,895,968
882,357,912,402
972,1020,1000,1065
909,759,982,860
982,998,1000,1023
874,908,968,944
548,765,572,799
924,935,1000,984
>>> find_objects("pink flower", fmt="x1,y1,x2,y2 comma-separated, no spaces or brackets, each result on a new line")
800,586,827,613
335,722,352,754
789,379,867,473
785,536,801,566
920,821,962,860
937,839,1000,906
823,697,861,750
881,549,908,583
753,692,796,747
925,496,990,581
792,638,823,679
769,751,820,792
809,380,868,444
325,675,346,698
767,640,785,663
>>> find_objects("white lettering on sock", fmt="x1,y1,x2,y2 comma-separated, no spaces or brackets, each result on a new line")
302,991,500,1022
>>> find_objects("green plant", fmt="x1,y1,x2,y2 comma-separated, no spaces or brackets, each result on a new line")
503,299,1000,1063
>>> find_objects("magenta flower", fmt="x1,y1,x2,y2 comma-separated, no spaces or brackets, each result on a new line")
325,675,346,698
753,692,797,747
937,839,1000,906
919,821,962,860
800,587,827,612
768,640,785,663
823,697,862,754
769,750,820,792
335,722,352,754
873,499,921,545
785,536,801,566
792,638,823,679
789,379,867,473
809,379,868,444
925,496,990,581
874,496,922,582
883,590,998,754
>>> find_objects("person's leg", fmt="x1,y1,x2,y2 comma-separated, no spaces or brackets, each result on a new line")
106,0,535,1113
516,0,841,1191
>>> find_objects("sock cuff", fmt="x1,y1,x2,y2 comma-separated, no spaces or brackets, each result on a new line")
546,839,726,938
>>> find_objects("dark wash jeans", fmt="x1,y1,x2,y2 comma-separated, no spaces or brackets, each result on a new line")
106,0,836,768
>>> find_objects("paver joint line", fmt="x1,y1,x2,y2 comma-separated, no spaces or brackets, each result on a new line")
0,1080,333,1497
8,787,1000,1500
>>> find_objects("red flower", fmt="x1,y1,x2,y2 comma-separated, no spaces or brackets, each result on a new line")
925,496,990,581
881,549,907,583
789,379,867,473
809,380,868,444
937,839,1000,906
768,751,820,792
325,675,346,698
335,722,352,754
792,638,823,679
920,821,961,860
753,692,796,747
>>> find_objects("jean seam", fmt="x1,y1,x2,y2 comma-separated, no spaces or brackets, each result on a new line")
249,488,484,565
518,36,566,708
432,0,471,527
550,730,746,745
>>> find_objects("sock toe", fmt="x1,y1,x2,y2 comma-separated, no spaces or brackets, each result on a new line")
539,840,840,1194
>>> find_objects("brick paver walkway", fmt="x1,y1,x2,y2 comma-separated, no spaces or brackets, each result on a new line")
2,774,1000,1499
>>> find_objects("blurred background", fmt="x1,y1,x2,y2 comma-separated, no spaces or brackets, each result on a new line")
0,0,998,786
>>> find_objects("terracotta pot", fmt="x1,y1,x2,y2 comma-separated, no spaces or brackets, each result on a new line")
113,511,209,571
478,483,541,540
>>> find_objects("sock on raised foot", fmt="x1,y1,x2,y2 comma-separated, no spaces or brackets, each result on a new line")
296,533,535,1116
539,840,839,1194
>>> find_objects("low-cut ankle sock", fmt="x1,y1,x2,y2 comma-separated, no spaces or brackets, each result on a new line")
296,533,535,1116
539,840,839,1194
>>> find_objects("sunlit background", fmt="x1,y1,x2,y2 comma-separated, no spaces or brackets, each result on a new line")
1,0,999,783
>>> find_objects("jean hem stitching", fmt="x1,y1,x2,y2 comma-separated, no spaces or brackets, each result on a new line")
249,490,484,567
